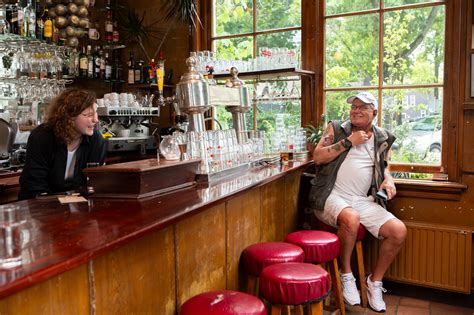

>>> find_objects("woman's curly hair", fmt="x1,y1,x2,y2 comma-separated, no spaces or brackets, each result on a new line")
45,89,96,144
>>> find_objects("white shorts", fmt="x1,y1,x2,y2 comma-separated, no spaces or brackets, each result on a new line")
314,191,396,239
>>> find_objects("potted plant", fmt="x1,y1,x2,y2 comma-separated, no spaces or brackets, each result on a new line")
305,115,327,152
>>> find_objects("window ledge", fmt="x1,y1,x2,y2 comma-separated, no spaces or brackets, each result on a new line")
394,179,467,201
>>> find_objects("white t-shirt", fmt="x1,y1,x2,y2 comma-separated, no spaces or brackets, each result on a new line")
333,136,375,197
65,148,78,180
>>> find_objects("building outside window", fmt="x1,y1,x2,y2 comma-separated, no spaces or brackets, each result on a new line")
323,0,446,177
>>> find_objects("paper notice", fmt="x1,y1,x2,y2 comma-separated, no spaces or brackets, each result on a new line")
58,196,88,204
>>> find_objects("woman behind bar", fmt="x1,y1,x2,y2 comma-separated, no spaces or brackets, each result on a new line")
18,89,106,200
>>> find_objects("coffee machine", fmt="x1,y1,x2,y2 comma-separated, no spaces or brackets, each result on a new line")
97,107,160,154
0,118,17,169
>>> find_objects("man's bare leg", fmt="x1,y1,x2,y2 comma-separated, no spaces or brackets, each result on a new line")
337,207,360,273
371,218,407,281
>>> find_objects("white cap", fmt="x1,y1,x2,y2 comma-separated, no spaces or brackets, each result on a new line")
347,91,378,108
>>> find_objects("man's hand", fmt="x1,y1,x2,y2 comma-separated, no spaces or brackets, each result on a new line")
380,176,396,200
348,131,370,146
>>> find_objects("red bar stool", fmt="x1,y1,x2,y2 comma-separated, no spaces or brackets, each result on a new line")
314,221,368,307
242,242,305,296
285,230,345,315
180,290,266,315
259,262,330,315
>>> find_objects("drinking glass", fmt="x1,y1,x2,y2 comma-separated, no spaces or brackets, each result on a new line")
0,205,26,269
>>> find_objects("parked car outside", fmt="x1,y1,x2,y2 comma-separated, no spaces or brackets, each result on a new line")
394,114,441,162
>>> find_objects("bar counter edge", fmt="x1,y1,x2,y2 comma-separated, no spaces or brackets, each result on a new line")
0,159,311,314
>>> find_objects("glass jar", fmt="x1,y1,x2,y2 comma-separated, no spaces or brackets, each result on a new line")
159,135,180,160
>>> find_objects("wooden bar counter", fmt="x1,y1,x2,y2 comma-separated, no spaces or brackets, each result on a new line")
0,160,310,314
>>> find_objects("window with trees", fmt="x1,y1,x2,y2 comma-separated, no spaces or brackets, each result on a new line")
211,0,302,141
324,0,446,177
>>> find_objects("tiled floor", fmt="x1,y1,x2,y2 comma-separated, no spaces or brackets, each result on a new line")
324,277,474,315
343,294,474,314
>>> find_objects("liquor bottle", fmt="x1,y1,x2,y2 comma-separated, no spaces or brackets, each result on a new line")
104,52,111,80
0,7,9,35
112,20,119,43
94,46,101,79
113,55,122,80
79,46,88,77
36,5,44,40
104,10,113,42
134,60,142,84
127,52,134,84
156,51,165,91
52,20,59,44
24,0,35,38
87,45,93,78
43,9,52,43
148,58,155,84
99,49,105,79
6,5,18,35
17,0,25,36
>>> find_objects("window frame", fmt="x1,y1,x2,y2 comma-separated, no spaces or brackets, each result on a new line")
197,0,463,182
199,0,304,130
321,0,451,178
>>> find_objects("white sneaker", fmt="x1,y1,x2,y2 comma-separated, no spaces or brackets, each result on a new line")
340,272,361,305
366,274,387,312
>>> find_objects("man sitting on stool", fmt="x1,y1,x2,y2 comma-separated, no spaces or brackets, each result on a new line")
308,91,407,312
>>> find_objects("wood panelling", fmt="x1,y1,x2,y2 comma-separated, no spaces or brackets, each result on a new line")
462,110,474,172
225,188,261,291
0,265,89,315
93,227,175,315
175,204,226,308
261,177,287,242
284,169,303,235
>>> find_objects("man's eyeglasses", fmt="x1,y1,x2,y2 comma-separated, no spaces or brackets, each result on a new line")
350,104,373,111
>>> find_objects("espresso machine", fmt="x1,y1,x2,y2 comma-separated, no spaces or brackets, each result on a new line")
0,118,17,169
97,107,160,154
175,57,250,142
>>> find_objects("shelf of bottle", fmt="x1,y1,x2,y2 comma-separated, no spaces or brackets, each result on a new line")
213,67,315,81
0,34,71,51
104,79,125,84
253,97,301,102
101,42,126,50
130,83,174,89
96,4,127,11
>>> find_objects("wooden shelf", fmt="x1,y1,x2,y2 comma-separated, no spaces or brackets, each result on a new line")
213,67,315,81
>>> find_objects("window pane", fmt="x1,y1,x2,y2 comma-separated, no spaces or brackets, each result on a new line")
324,90,378,122
383,6,445,85
256,30,302,54
326,0,378,16
382,88,443,165
326,15,379,88
213,37,254,61
256,0,301,31
384,0,442,8
214,0,253,36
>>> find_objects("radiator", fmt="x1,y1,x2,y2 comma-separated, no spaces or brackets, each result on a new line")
364,221,472,293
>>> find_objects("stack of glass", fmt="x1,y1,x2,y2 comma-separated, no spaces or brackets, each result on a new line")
271,113,307,153
184,129,267,174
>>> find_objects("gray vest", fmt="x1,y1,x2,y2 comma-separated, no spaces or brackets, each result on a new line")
307,120,396,211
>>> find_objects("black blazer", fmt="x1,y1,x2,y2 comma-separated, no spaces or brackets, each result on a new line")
18,124,106,200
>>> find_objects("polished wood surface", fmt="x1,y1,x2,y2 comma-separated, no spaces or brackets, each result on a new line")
84,158,200,198
0,160,310,299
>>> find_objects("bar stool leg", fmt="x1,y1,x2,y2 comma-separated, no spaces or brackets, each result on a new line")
271,305,281,315
355,240,367,307
246,275,258,296
328,258,346,315
295,305,304,314
309,301,323,315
